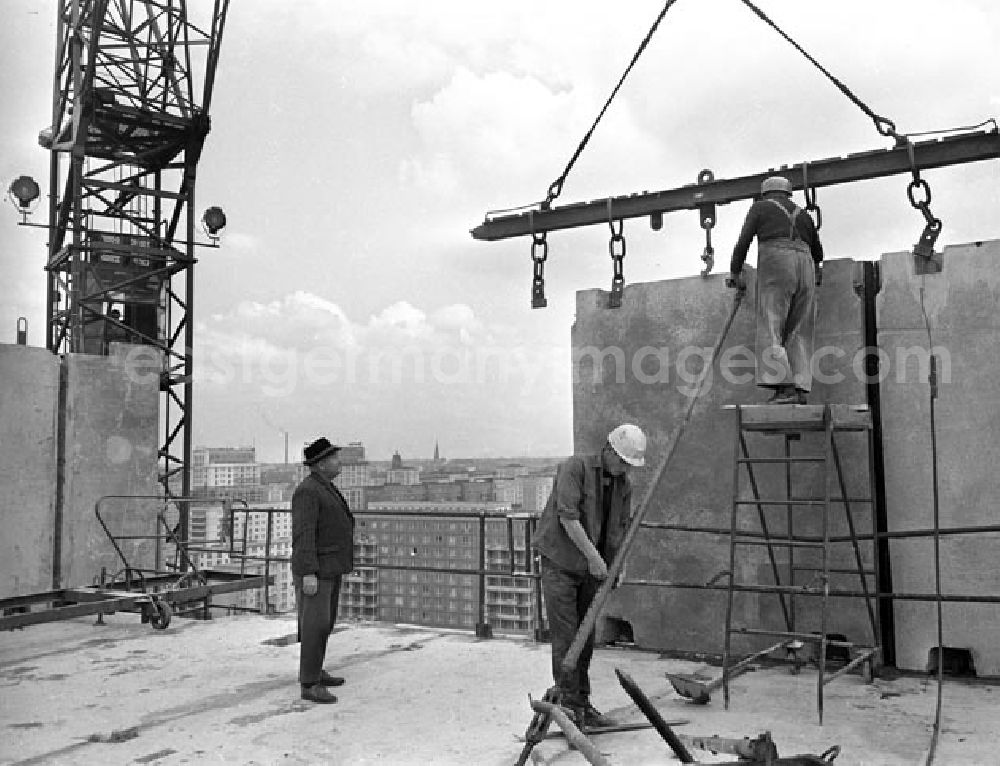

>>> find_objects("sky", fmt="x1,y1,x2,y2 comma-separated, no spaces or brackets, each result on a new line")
1,0,998,462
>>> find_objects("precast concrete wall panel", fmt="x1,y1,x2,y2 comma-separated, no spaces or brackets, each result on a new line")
0,344,60,597
572,259,876,655
60,346,161,587
878,241,1000,675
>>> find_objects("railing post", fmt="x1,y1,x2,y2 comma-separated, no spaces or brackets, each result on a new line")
263,509,273,615
475,512,493,638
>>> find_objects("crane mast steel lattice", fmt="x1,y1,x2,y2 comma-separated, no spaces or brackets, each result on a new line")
42,0,229,506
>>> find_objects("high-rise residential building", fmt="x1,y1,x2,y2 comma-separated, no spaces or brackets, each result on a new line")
493,478,518,505
191,445,261,500
335,461,371,488
355,501,541,635
339,441,366,463
516,475,555,512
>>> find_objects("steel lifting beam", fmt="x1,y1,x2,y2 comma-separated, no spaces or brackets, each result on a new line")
471,130,1000,241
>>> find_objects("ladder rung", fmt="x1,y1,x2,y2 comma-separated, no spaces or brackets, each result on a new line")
733,538,826,549
735,499,826,506
738,456,826,464
793,565,877,576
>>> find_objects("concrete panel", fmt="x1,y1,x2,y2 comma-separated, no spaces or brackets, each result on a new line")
572,259,876,655
0,344,60,598
60,346,161,587
878,240,1000,675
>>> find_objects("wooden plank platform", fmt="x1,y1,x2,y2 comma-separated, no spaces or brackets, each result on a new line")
722,404,871,432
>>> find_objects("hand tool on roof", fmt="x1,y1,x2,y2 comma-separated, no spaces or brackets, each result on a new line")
616,668,696,762
666,639,796,704
682,730,841,765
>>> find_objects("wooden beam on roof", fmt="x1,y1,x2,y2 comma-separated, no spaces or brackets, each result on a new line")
470,129,1000,242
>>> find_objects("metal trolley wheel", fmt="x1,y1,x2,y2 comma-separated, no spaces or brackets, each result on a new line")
148,598,172,630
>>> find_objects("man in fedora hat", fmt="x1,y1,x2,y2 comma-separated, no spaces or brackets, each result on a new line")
291,437,355,703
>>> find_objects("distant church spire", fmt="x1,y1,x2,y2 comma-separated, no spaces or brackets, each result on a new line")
434,439,440,461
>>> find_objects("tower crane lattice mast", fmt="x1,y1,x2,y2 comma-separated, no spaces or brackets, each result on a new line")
42,0,230,514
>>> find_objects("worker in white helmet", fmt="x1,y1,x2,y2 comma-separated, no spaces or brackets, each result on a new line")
534,423,646,729
729,175,824,405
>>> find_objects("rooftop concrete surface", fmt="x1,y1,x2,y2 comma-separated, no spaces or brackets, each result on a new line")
2,615,997,765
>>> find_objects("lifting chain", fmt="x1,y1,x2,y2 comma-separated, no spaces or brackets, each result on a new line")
531,230,548,309
802,161,822,231
608,207,626,308
906,142,942,260
697,169,715,277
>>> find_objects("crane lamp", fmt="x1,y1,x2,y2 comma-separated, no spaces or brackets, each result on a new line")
201,206,227,238
8,175,40,210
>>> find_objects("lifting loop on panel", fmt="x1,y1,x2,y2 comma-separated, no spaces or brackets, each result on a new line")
607,199,626,309
529,211,549,309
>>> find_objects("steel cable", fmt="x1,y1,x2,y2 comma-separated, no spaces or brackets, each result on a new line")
542,0,683,208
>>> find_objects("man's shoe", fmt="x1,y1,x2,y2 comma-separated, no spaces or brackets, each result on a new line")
581,704,618,730
767,385,793,404
319,670,345,687
301,683,338,704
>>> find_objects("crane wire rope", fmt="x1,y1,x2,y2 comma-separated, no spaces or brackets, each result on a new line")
918,284,944,766
541,0,682,210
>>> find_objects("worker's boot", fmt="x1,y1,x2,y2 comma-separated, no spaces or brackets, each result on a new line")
581,703,618,730
768,385,797,405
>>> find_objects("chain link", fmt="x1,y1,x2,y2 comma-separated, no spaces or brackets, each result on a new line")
802,164,823,231
608,218,626,308
699,200,716,276
904,144,943,258
531,231,548,309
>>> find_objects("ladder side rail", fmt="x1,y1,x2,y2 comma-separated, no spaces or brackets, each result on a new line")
738,431,792,629
785,434,797,640
830,430,879,642
722,405,744,710
817,406,834,724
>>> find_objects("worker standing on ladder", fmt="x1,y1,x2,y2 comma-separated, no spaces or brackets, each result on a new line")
729,176,824,405
534,424,646,729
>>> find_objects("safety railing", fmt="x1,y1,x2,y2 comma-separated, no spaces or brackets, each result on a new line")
198,506,547,638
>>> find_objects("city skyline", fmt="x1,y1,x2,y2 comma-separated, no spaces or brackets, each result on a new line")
3,1,997,462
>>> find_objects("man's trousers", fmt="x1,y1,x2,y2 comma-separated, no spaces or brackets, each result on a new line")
755,240,817,392
295,574,342,686
540,556,600,707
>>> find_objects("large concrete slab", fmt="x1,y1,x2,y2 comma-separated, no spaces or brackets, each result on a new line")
572,259,876,656
878,240,1000,675
0,344,60,597
59,345,161,587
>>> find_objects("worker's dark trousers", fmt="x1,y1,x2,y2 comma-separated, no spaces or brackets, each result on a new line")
540,556,599,707
295,574,342,686
755,240,817,392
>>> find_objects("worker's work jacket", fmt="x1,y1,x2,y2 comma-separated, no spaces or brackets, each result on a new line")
730,195,824,274
291,471,355,578
534,455,632,574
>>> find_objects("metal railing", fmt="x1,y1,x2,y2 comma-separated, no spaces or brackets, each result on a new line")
201,506,546,638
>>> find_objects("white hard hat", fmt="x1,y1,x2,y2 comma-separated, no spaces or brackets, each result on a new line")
761,176,793,196
608,424,646,467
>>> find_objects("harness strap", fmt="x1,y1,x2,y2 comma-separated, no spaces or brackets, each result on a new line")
767,198,803,240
